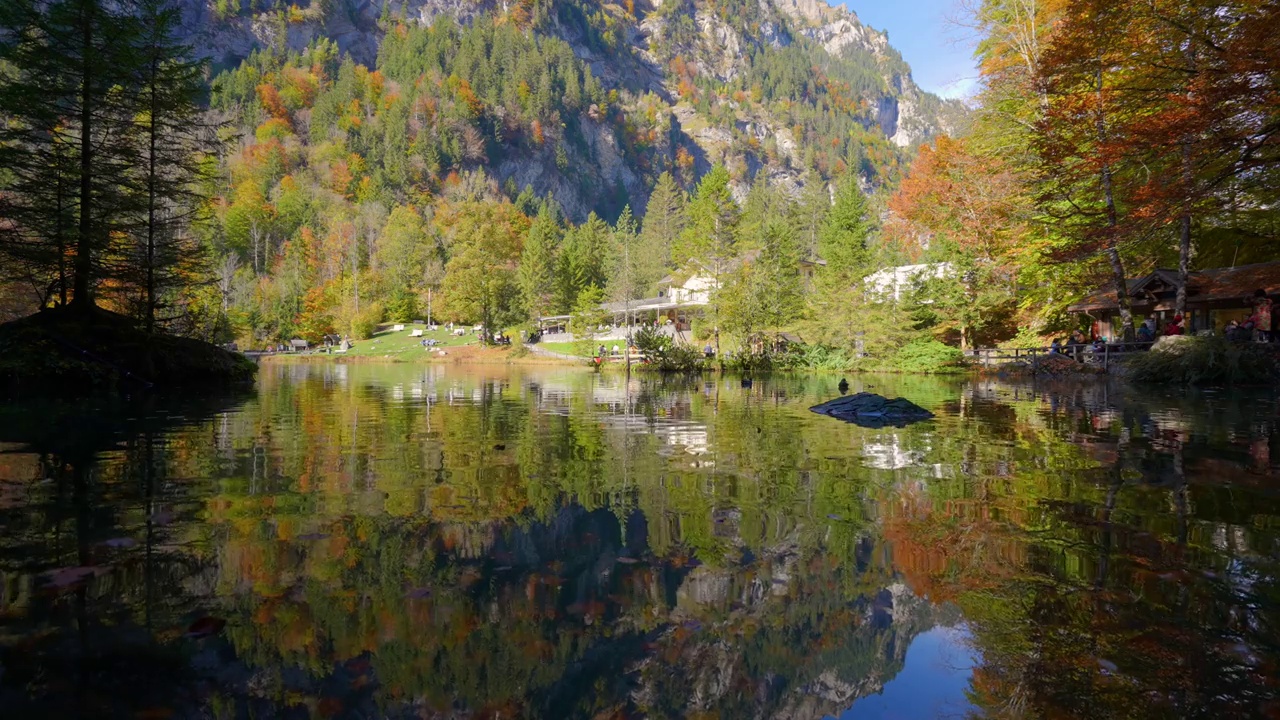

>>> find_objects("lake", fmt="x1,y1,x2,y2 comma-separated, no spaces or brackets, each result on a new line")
1,364,1277,719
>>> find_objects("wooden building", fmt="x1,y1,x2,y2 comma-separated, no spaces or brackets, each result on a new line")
1067,261,1280,337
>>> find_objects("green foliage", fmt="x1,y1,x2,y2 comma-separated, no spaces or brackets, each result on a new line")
778,343,857,372
568,284,608,358
351,302,383,340
892,338,965,373
519,202,563,321
632,326,706,372
1123,337,1279,385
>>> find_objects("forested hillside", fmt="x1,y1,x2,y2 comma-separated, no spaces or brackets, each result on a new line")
178,0,964,348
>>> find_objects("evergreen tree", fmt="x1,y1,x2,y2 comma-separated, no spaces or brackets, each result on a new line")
556,211,612,311
124,0,210,333
519,202,562,321
819,174,873,274
0,0,144,310
677,165,739,353
636,171,685,292
793,169,830,260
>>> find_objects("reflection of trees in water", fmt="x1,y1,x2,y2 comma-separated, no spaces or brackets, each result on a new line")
3,370,1278,718
0,394,246,718
884,379,1280,718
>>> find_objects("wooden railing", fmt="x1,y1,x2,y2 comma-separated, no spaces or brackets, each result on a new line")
966,341,1155,371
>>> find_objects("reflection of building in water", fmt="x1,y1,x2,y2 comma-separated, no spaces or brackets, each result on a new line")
862,434,946,477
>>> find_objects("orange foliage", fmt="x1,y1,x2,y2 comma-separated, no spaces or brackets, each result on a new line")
886,135,1031,264
256,83,290,124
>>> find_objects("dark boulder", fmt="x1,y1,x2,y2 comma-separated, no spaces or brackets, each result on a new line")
809,392,934,428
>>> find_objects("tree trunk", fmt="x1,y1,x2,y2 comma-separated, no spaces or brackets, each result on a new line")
71,0,95,311
1095,65,1132,339
1175,45,1197,320
145,56,159,335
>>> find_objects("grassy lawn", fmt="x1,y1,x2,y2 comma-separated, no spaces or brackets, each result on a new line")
536,341,586,356
328,324,476,359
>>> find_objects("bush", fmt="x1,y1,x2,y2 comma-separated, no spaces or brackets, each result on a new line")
892,338,964,373
634,325,706,372
1123,336,1279,385
350,302,383,340
777,343,856,371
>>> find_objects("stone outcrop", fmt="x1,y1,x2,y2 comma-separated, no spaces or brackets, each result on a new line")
809,392,935,427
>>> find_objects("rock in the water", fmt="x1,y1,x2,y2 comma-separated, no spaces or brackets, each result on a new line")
809,392,934,427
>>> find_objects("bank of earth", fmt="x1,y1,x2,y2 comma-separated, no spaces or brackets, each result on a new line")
0,307,256,397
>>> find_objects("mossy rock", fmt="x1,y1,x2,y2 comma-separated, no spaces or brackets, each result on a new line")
0,307,256,397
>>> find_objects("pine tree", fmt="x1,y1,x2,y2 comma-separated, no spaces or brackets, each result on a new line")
519,202,562,321
819,174,873,275
0,0,143,311
793,169,830,260
124,0,210,333
636,171,685,292
677,165,739,353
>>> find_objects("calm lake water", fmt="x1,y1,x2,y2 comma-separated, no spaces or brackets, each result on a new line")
1,364,1278,719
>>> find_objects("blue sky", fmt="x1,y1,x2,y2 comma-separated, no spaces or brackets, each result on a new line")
839,1,980,99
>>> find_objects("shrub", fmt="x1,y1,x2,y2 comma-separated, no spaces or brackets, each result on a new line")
777,343,856,372
350,302,383,340
634,325,706,372
1123,336,1279,385
893,338,964,374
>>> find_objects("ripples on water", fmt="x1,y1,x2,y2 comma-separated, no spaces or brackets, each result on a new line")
0,364,1277,719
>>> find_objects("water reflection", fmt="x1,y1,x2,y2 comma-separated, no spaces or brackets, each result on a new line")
0,366,1277,718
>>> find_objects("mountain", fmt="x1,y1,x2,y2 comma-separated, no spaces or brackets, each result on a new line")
187,0,964,221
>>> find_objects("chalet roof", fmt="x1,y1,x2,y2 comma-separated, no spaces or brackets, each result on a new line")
1068,261,1280,313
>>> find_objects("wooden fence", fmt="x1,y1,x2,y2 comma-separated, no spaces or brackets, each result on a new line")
966,341,1155,372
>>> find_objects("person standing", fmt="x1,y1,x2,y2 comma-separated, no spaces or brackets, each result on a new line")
1247,289,1272,342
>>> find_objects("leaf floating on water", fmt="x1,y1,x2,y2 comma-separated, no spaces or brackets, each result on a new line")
185,616,226,639
406,587,432,599
100,537,138,549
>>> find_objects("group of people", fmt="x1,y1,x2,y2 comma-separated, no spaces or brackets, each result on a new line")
1049,331,1108,359
1056,288,1274,352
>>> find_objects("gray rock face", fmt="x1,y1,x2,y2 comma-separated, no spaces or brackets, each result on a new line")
809,392,934,428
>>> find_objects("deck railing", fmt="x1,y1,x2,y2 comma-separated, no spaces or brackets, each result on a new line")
966,341,1155,371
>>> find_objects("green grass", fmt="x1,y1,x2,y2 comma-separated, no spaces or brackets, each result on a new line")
537,341,586,356
320,325,476,359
